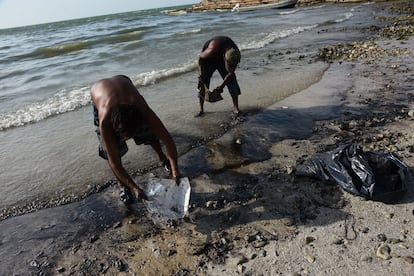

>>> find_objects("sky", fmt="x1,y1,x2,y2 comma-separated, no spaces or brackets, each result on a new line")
0,0,198,29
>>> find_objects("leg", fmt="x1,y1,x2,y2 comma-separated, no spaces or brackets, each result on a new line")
231,94,240,114
218,66,241,113
197,61,215,117
197,88,205,117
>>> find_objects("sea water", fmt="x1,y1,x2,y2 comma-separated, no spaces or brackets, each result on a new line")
0,2,393,219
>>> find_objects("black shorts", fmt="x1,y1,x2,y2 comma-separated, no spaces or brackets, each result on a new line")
199,59,241,97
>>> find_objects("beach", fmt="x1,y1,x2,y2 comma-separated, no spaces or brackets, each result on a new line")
1,0,414,275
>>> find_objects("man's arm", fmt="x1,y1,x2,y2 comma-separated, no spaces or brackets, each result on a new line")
217,67,235,91
100,117,148,200
199,39,219,60
142,107,181,181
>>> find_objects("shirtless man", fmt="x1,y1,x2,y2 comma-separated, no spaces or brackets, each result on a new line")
91,75,181,204
197,36,242,116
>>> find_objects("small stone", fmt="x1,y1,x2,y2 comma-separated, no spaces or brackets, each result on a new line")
400,256,414,264
361,227,369,233
113,221,122,228
56,266,66,273
252,240,268,248
398,244,408,249
387,238,401,244
206,201,216,209
377,233,387,242
90,235,98,243
304,255,315,263
167,249,177,257
237,264,245,273
114,260,126,272
361,256,373,263
385,213,394,219
376,244,391,260
237,255,249,265
305,236,316,245
286,166,294,175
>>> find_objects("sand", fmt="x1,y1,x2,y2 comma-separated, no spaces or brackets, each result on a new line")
1,1,414,275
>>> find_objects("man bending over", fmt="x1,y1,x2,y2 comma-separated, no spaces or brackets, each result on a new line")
91,75,181,204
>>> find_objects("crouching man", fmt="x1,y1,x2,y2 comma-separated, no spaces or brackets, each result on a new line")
91,75,181,204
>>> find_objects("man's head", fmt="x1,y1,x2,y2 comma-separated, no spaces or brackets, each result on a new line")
111,104,142,140
225,47,241,71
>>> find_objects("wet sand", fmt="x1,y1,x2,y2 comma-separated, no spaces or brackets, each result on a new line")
1,1,414,275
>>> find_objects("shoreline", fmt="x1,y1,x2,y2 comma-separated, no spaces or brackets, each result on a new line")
1,1,414,275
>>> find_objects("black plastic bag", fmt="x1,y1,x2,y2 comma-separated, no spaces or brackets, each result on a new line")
296,142,409,203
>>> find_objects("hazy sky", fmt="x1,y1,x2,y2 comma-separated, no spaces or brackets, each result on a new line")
0,0,198,29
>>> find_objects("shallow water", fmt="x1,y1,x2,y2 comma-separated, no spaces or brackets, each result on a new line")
0,2,396,219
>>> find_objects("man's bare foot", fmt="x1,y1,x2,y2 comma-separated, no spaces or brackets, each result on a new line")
195,111,204,117
134,188,148,201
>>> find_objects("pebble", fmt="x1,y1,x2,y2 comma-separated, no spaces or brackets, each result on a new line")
286,166,294,175
377,233,387,242
237,264,245,273
376,244,392,260
304,255,315,263
89,235,98,243
30,260,39,267
387,238,401,244
400,256,414,264
237,255,249,265
56,266,66,272
361,227,369,233
252,240,268,248
112,221,122,228
398,244,408,249
206,200,217,209
305,236,316,245
361,256,373,263
114,260,126,272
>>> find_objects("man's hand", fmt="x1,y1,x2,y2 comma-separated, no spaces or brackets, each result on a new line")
214,86,224,93
173,170,182,186
133,187,148,201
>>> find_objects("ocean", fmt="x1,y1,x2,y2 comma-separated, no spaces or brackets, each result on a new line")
0,2,393,220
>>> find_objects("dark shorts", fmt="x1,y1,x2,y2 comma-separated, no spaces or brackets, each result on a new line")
93,105,158,160
199,59,241,97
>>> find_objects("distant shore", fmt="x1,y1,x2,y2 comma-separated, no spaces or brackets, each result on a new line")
166,0,378,14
